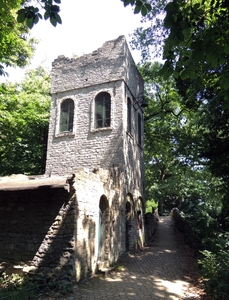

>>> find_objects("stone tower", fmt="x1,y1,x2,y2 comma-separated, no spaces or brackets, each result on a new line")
45,37,146,274
0,36,146,282
45,35,145,197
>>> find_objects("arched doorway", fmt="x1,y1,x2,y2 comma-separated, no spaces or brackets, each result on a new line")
136,197,144,247
98,195,109,262
125,193,134,251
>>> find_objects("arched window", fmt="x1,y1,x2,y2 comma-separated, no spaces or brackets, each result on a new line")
95,92,111,129
138,113,142,145
59,99,74,132
127,97,132,133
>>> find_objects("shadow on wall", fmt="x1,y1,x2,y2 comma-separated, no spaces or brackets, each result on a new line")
109,190,126,262
31,186,78,280
0,185,82,281
0,167,143,282
0,183,100,280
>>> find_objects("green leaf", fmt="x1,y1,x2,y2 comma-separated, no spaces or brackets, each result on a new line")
44,11,50,20
54,13,62,24
50,17,57,27
146,3,152,10
141,6,148,16
33,15,39,25
17,12,26,23
180,69,189,80
134,5,142,14
26,18,34,29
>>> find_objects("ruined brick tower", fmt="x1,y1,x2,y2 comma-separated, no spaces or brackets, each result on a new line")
45,35,145,195
0,36,146,282
44,36,146,277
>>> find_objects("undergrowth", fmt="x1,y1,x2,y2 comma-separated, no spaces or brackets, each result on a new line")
0,272,72,300
172,207,229,300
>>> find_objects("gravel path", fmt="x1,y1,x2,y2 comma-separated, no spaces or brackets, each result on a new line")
39,216,206,300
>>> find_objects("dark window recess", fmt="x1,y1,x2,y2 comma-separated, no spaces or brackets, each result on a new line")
127,97,132,133
138,113,142,146
60,99,74,132
95,92,111,128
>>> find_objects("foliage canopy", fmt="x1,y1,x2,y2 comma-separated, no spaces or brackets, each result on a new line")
0,0,35,76
134,2,229,296
0,67,50,175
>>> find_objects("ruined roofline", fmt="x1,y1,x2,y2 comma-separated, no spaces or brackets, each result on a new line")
52,35,127,67
50,35,143,95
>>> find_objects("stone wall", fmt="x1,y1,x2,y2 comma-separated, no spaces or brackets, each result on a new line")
45,80,126,176
145,211,159,245
0,187,75,280
45,36,145,201
50,36,143,97
0,168,145,281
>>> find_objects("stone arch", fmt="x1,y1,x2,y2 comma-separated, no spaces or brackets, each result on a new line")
97,195,109,263
125,193,134,251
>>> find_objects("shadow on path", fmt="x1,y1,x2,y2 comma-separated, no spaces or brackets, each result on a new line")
39,216,205,300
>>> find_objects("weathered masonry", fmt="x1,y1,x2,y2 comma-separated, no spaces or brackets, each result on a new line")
0,36,146,281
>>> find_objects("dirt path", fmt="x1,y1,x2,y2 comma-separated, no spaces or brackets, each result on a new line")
39,216,206,300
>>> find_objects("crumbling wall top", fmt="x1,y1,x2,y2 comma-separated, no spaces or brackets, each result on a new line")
51,35,143,95
52,35,126,67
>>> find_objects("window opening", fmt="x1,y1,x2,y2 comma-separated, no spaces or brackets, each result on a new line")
95,92,111,128
127,97,132,133
59,99,74,132
138,113,142,145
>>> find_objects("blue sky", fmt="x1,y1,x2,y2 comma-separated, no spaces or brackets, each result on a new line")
5,0,142,82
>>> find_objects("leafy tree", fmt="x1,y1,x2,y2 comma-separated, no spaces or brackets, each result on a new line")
16,0,152,29
0,0,35,76
0,67,50,175
17,0,62,28
132,0,229,186
121,0,152,16
141,62,229,299
130,0,170,61
142,62,202,212
0,0,153,76
133,2,229,296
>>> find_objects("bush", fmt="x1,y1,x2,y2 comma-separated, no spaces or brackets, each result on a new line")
145,199,158,213
0,272,73,300
172,207,229,299
0,272,35,300
199,249,229,300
